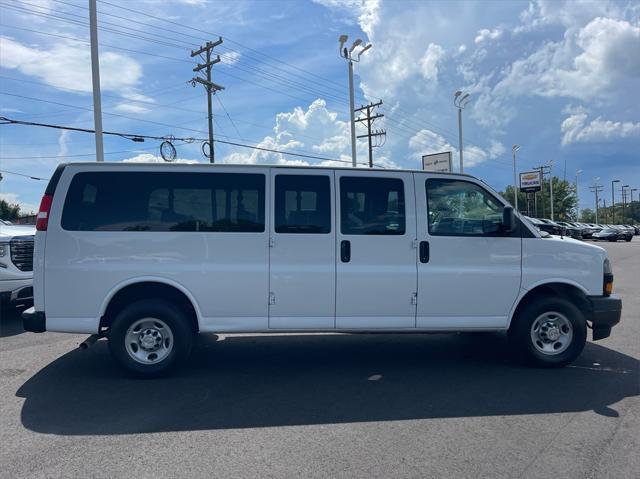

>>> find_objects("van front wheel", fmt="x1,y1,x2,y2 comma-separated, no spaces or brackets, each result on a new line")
108,300,193,378
509,297,586,368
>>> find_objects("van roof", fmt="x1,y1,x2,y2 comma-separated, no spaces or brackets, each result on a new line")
60,161,477,178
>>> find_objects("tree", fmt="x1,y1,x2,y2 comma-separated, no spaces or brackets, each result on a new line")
499,176,577,220
0,199,21,221
579,208,596,223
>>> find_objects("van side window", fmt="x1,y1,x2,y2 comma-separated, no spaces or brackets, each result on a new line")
340,177,405,235
61,172,265,232
426,179,504,236
275,175,331,234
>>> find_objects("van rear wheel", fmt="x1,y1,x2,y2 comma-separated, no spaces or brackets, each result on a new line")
108,299,193,378
509,297,586,368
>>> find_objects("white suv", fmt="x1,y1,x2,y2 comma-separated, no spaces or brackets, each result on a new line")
0,220,35,306
23,163,622,377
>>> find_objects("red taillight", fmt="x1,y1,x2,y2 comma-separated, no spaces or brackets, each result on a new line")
36,194,53,231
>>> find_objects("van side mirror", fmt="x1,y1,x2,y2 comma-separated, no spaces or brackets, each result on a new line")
502,206,516,233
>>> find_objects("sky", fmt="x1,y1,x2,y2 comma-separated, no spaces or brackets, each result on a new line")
0,0,639,215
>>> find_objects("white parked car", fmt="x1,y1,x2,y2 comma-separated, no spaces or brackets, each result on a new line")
23,163,621,377
0,220,35,306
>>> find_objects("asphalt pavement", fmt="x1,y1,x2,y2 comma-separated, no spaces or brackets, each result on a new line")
1,241,638,478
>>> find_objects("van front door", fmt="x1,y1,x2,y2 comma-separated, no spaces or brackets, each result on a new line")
335,171,417,329
414,175,522,329
268,169,335,329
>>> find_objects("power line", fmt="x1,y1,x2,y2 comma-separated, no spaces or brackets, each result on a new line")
0,169,48,181
1,116,383,166
5,0,476,147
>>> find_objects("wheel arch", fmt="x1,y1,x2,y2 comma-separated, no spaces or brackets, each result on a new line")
507,280,591,329
99,277,202,332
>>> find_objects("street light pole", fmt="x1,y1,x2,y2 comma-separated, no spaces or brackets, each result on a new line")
575,169,582,221
631,188,638,221
548,160,554,221
454,91,471,173
611,179,620,224
339,35,372,168
512,145,520,212
89,0,104,162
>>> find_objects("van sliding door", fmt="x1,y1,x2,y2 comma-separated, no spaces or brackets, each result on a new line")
335,170,417,329
268,169,336,329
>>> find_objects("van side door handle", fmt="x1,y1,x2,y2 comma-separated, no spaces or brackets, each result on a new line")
419,241,430,263
341,240,351,263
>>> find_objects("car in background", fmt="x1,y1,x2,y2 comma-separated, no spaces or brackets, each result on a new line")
0,221,35,307
523,216,555,235
555,221,584,240
538,218,567,236
592,228,622,242
619,225,635,241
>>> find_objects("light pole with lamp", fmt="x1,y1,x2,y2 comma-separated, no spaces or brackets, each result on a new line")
339,35,372,168
454,91,471,173
575,169,582,221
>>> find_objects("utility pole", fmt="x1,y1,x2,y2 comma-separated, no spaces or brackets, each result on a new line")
548,160,555,221
339,35,372,168
191,38,224,163
621,185,629,223
611,179,620,224
533,165,550,218
355,100,385,168
89,0,104,162
589,180,603,224
454,91,471,173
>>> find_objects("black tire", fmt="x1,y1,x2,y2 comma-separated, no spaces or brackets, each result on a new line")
108,299,194,378
508,296,587,368
625,236,632,242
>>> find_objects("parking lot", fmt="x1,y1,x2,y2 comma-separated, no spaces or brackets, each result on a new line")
0,241,638,478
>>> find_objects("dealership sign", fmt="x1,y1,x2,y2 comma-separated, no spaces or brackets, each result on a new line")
422,151,452,173
520,171,542,193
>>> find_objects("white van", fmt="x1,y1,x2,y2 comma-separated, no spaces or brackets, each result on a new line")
23,163,621,377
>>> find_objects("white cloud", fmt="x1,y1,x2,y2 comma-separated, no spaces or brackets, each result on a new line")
113,103,151,114
561,112,640,146
220,51,241,65
122,153,199,164
0,192,39,215
494,17,640,102
474,28,503,44
0,36,144,96
408,129,504,168
221,99,397,168
419,43,445,81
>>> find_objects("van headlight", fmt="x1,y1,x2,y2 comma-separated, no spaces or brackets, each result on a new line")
603,258,613,296
0,242,8,257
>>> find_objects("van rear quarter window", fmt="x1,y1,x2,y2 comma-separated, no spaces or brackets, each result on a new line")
61,171,265,232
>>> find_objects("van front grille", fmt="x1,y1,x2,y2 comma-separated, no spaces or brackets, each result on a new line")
10,236,34,272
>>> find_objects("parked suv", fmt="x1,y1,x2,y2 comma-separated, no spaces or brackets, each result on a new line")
0,221,35,306
23,163,622,377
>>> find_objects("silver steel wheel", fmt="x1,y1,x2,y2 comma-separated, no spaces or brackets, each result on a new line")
530,311,573,356
124,317,174,364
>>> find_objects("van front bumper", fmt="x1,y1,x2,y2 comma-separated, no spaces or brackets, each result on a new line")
22,307,46,333
587,295,622,341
